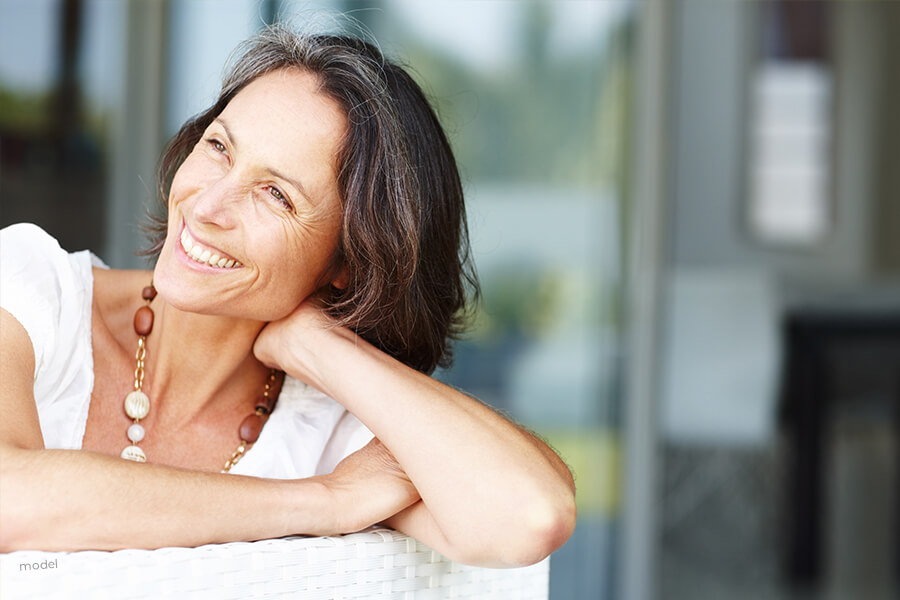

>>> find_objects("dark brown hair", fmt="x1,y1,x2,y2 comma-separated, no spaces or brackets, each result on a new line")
146,25,478,374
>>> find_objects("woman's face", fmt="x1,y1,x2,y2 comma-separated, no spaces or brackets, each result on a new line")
154,68,347,322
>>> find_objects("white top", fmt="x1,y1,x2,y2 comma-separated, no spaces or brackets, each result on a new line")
0,223,373,478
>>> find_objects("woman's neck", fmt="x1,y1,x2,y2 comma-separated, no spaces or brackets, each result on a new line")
93,267,274,427
142,298,270,427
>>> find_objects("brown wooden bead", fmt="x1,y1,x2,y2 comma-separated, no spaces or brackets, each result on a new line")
141,286,157,301
239,413,264,443
133,306,155,336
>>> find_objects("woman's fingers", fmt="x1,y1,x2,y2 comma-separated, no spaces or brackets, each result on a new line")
324,438,420,532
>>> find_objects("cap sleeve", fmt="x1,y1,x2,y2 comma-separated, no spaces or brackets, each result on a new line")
2,224,71,373
0,223,96,448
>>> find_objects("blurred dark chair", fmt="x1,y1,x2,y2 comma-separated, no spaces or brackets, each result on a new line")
779,308,900,586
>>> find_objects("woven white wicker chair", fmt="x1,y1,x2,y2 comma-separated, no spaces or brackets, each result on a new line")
0,527,548,599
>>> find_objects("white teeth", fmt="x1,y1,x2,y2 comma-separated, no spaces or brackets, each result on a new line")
179,229,241,269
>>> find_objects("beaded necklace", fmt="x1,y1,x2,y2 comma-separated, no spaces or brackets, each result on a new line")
119,284,284,473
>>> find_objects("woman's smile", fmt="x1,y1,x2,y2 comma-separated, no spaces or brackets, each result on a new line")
179,225,242,269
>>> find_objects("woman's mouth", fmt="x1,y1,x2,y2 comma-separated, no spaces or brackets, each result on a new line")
180,228,242,269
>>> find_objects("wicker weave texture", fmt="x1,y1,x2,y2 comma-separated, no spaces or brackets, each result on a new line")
0,528,549,599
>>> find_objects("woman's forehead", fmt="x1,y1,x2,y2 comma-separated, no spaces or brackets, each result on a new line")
215,69,347,203
222,69,344,139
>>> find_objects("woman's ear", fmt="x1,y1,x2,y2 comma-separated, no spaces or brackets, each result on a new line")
330,268,349,290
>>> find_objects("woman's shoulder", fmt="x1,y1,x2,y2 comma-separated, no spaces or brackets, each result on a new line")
1,223,68,262
0,224,98,441
0,224,107,284
0,224,154,338
0,223,92,316
0,224,150,367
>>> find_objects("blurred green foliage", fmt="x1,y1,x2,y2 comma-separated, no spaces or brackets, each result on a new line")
0,87,53,132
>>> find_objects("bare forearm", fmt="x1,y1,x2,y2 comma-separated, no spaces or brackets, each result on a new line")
0,446,332,552
282,328,576,564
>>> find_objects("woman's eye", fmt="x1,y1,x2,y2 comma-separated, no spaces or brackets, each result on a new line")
206,138,227,154
268,186,292,210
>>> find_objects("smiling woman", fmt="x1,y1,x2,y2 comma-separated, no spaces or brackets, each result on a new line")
154,69,347,323
0,25,575,568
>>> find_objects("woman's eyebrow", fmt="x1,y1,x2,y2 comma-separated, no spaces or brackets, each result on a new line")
213,117,314,203
267,165,313,204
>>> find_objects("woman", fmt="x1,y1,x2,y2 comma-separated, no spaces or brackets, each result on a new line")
0,26,575,567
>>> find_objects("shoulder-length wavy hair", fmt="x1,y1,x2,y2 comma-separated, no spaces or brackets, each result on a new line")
145,25,479,374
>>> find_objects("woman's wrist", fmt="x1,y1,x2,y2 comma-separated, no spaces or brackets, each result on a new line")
277,323,366,398
279,476,347,537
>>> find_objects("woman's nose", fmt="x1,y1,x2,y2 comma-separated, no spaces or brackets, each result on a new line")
191,173,243,228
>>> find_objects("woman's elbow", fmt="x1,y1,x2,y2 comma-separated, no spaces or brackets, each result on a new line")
460,486,576,569
505,490,577,567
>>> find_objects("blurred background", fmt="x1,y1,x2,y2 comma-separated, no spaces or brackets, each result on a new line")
1,0,899,598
